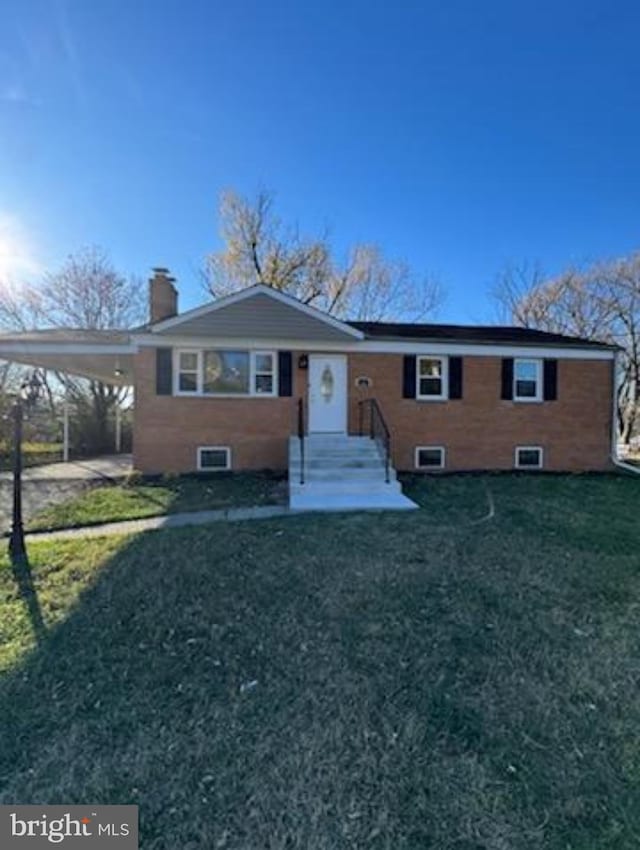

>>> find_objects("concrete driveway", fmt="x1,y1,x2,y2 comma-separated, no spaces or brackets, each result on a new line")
0,454,132,533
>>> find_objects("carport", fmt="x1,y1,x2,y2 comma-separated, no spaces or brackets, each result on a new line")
0,328,135,461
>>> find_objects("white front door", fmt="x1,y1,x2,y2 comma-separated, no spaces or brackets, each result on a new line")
308,354,347,433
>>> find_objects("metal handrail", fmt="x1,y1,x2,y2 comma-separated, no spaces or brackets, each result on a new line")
358,398,391,484
297,397,305,485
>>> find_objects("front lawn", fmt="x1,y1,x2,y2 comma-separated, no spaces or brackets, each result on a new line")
1,473,639,849
26,471,287,531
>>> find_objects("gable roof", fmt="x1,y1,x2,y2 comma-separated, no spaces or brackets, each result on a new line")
348,321,616,350
136,282,615,351
146,284,364,341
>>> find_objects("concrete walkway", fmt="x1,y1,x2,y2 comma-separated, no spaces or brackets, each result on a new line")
0,454,132,482
25,505,292,542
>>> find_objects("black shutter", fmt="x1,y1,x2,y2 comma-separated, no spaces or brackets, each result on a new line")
403,355,417,398
156,347,173,395
278,351,292,396
501,358,514,400
449,356,463,399
543,359,558,401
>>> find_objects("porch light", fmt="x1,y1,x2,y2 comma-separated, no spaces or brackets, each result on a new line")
19,371,42,405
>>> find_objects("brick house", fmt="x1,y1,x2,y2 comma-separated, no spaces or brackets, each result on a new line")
0,268,619,510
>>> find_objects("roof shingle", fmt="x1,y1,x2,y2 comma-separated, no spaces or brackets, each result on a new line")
347,321,614,349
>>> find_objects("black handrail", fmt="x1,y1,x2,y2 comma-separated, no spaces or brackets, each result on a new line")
297,397,305,485
358,398,391,484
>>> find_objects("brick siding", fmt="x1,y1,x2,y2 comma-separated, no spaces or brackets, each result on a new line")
348,353,613,472
133,348,613,473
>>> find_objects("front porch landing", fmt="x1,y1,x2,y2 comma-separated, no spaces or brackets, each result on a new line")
289,435,418,512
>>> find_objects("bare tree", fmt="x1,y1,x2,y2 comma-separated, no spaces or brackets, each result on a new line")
599,256,640,442
0,247,144,455
492,260,548,326
204,189,443,321
493,256,640,443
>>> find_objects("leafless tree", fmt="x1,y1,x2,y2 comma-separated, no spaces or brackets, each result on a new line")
493,256,640,443
0,247,144,455
599,256,640,442
204,189,443,321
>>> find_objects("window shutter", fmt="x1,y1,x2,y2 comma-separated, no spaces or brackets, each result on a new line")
543,359,558,401
403,355,417,398
278,351,293,397
156,347,173,395
501,358,514,400
449,357,463,399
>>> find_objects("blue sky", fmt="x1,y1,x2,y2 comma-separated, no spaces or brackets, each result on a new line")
1,0,640,322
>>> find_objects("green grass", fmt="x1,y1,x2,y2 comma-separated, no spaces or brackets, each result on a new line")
27,472,287,531
1,473,639,849
0,441,62,471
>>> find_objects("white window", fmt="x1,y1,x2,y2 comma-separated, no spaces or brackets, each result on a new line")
177,350,200,393
415,446,446,469
203,350,250,395
252,351,277,395
175,350,277,397
417,356,448,400
198,446,231,471
513,358,542,402
515,446,543,469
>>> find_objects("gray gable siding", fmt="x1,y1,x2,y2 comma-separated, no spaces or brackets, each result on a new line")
153,293,355,341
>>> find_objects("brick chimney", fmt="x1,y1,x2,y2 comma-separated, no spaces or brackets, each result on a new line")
149,267,178,323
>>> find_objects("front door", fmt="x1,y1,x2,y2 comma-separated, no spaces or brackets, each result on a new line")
308,354,347,433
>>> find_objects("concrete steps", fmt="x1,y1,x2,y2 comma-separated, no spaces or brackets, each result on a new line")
288,435,418,512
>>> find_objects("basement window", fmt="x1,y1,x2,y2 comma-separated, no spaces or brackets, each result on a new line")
514,446,543,470
415,446,446,470
197,446,231,471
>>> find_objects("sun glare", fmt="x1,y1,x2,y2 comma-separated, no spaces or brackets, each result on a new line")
0,214,40,280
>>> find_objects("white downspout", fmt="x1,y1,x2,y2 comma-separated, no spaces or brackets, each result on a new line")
610,349,640,474
62,390,70,463
115,400,122,454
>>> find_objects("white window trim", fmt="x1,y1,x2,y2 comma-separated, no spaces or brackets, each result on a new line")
197,446,231,471
176,348,201,395
415,445,446,470
174,348,278,397
416,355,449,401
514,445,544,470
251,350,279,397
513,358,543,403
